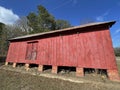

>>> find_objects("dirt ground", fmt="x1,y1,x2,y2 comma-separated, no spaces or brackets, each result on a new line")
0,58,120,90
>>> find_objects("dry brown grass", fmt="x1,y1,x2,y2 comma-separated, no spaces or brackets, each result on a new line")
0,57,120,90
0,69,120,90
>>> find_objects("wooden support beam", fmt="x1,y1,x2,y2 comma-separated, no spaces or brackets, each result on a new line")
25,64,29,71
5,62,8,65
52,66,58,74
107,69,120,81
13,63,16,68
76,67,84,77
38,65,43,72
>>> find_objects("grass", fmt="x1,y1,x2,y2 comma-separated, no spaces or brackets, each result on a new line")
1,69,120,90
116,56,120,60
0,70,99,90
116,60,120,74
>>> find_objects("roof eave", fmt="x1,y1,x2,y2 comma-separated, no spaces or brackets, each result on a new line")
9,20,116,41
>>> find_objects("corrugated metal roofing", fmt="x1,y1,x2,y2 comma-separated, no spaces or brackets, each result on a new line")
9,21,115,41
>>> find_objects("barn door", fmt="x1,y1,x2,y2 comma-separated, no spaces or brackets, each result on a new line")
26,41,38,60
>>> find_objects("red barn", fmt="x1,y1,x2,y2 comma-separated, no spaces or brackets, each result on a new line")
5,21,119,81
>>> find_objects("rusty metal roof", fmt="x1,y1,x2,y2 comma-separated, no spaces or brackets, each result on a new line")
9,21,115,41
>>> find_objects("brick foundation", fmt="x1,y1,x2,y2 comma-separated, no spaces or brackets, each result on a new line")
76,67,84,77
25,64,29,71
52,66,58,74
38,65,43,72
13,63,16,68
107,69,120,81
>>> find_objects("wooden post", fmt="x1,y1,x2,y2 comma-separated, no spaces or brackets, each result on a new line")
76,67,84,77
107,69,120,81
25,64,29,71
5,62,8,65
13,63,16,68
52,66,58,74
38,65,43,72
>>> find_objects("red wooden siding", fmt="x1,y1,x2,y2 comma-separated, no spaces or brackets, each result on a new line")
18,42,26,63
6,28,117,70
102,30,117,69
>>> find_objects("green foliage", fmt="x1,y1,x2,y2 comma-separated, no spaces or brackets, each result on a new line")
27,13,39,33
0,22,5,28
55,19,71,30
0,22,5,36
37,5,56,30
0,23,7,56
27,5,71,34
27,5,56,34
114,47,120,56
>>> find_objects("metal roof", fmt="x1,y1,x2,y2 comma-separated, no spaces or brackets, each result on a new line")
9,21,116,41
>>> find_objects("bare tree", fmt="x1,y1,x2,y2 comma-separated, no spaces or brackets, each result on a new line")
15,16,32,34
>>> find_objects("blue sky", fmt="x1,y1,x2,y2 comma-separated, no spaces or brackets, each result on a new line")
0,0,120,47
